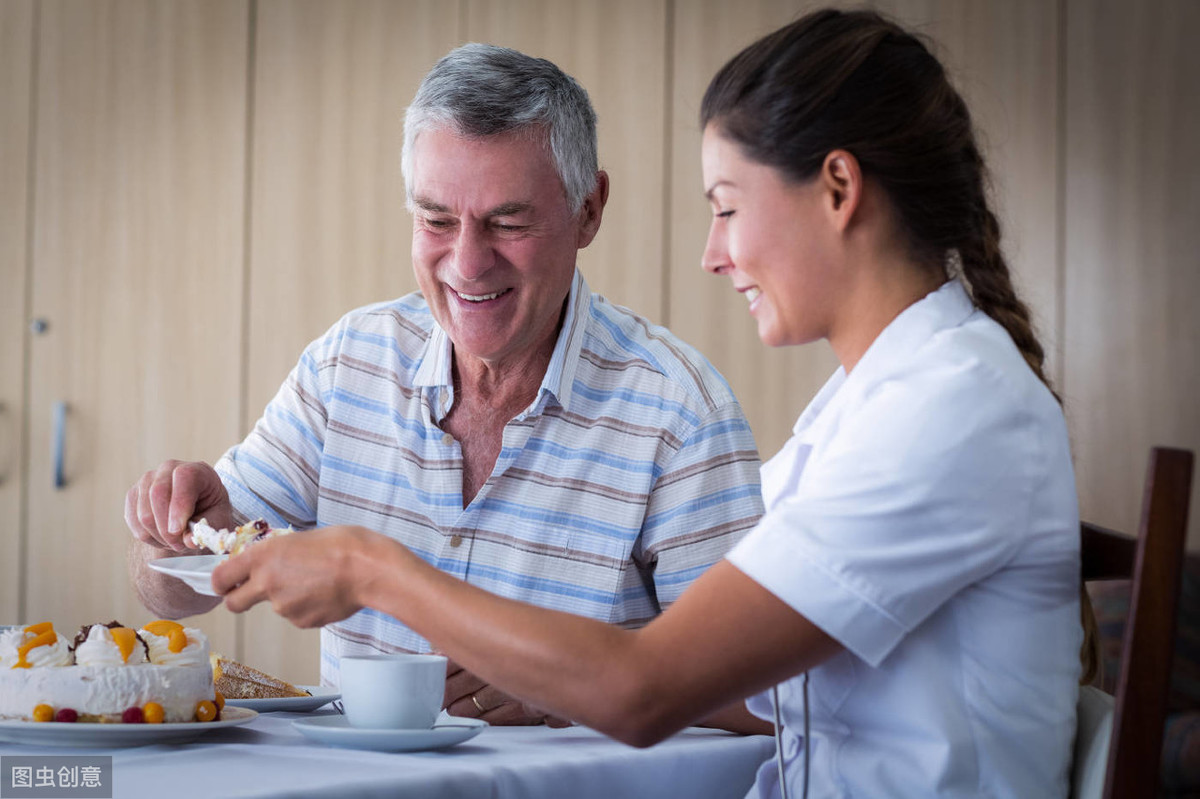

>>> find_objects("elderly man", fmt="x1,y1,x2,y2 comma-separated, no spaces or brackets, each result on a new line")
127,44,764,730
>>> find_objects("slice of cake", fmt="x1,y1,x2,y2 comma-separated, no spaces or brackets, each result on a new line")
210,653,310,699
190,517,295,556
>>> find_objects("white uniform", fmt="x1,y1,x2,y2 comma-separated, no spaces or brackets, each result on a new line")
729,280,1080,799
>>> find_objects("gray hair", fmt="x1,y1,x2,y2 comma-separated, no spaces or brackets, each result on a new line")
402,43,598,213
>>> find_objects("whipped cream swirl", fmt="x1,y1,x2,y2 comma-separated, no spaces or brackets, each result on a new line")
0,626,73,668
139,626,210,667
74,624,148,667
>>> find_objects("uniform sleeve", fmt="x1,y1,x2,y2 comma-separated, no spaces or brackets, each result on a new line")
214,321,343,529
639,400,765,607
727,366,1043,667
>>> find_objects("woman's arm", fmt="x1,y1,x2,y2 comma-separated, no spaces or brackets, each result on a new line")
214,526,841,746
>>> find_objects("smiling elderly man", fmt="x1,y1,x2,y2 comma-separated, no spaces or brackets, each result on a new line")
126,44,765,731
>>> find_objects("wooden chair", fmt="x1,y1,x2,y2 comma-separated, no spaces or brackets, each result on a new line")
1072,446,1194,799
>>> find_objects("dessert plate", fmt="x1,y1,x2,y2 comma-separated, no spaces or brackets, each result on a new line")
147,554,227,596
225,686,341,712
292,715,486,752
0,706,257,748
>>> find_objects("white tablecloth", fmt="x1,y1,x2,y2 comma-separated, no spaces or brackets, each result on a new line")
1,710,775,799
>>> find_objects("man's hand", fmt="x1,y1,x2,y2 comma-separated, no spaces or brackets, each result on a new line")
442,658,571,727
124,459,232,551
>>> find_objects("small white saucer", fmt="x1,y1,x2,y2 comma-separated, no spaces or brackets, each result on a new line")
292,715,486,752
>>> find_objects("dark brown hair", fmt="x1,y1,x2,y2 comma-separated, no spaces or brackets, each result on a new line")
702,8,1097,681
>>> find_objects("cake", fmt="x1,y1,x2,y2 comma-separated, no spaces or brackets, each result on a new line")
190,517,295,556
210,653,309,699
0,620,220,723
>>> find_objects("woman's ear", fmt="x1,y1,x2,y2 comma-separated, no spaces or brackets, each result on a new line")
819,150,863,233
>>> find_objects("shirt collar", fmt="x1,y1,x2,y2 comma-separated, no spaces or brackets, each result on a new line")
412,269,591,416
792,279,976,437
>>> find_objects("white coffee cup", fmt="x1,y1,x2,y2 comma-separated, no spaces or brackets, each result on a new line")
339,653,447,729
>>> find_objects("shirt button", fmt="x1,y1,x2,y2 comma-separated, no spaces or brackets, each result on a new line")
449,535,463,548
441,433,454,446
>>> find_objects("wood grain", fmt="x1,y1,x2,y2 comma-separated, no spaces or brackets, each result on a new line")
0,0,34,622
1064,0,1200,546
24,0,248,651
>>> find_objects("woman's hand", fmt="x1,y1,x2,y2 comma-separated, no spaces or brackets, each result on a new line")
212,525,386,627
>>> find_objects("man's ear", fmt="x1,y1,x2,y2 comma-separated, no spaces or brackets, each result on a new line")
819,150,863,233
576,170,609,248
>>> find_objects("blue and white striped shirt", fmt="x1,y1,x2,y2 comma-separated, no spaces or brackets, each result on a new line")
215,271,764,686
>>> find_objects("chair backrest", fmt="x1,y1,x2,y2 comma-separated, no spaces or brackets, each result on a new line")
1078,446,1194,799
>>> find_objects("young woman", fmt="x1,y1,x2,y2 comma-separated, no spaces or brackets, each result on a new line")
214,9,1084,797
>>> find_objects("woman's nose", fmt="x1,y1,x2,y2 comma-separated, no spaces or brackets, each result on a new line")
701,218,730,275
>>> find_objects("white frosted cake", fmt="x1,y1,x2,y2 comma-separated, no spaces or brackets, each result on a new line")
190,517,295,556
0,621,218,723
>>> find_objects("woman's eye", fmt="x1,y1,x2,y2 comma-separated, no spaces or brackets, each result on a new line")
716,210,735,219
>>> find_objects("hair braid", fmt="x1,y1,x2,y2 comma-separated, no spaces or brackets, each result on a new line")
956,173,1059,402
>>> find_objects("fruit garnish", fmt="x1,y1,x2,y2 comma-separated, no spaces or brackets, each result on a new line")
195,700,217,722
122,706,144,723
143,620,189,653
213,691,225,711
23,622,54,636
55,708,78,723
32,704,54,722
15,630,57,668
141,620,183,637
143,702,164,724
111,627,138,663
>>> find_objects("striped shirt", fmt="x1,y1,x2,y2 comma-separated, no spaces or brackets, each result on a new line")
215,270,764,687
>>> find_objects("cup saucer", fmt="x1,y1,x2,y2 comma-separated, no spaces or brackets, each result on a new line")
292,714,486,752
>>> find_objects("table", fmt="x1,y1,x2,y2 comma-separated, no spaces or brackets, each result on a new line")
0,709,775,799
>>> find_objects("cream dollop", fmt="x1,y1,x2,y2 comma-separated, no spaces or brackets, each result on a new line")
0,626,72,668
0,628,22,668
139,625,210,667
73,624,148,667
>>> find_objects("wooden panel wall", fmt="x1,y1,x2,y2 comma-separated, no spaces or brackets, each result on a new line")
0,0,34,621
22,0,248,651
1064,0,1200,544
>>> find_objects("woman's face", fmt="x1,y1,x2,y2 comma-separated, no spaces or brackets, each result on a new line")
700,126,841,348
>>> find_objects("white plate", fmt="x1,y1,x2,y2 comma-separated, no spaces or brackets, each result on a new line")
0,705,257,748
225,685,340,712
147,554,227,596
292,715,487,752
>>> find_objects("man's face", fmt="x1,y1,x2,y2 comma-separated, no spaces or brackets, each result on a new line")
409,127,591,369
